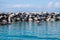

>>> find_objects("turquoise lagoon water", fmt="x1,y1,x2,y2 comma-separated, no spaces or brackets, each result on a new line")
0,21,60,40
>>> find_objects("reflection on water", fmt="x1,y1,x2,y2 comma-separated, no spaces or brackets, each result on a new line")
0,21,60,40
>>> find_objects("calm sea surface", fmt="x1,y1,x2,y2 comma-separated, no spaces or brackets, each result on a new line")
0,21,60,40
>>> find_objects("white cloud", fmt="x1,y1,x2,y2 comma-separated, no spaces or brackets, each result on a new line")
12,4,32,8
48,2,54,8
48,2,60,8
12,4,42,8
54,2,60,8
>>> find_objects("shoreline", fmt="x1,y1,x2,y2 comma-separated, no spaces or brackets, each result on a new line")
0,12,60,25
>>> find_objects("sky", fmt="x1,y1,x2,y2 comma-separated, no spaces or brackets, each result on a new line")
0,0,60,12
